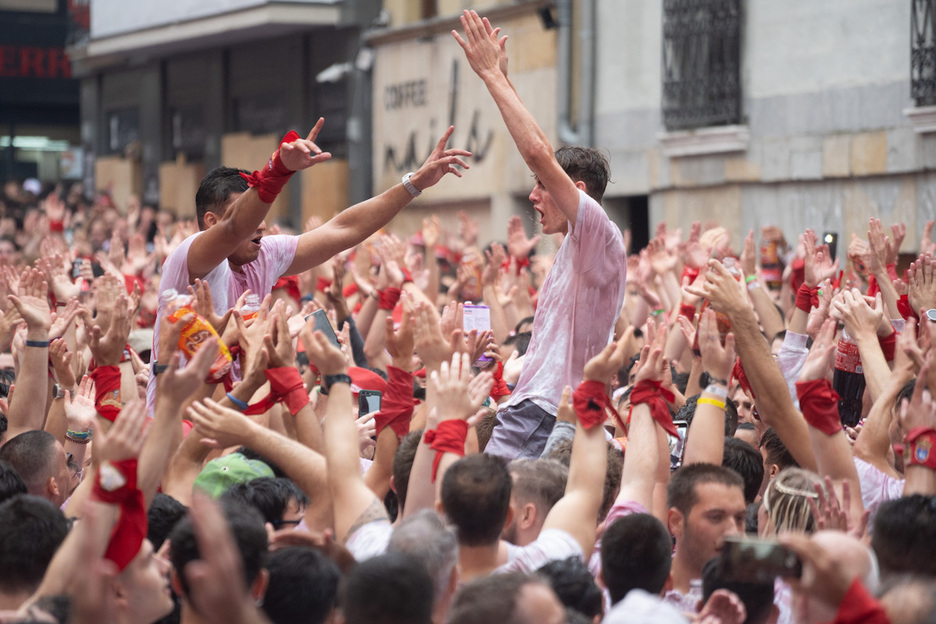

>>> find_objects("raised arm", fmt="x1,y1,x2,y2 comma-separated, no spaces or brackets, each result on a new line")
541,341,623,557
454,10,580,227
285,127,470,276
188,122,331,279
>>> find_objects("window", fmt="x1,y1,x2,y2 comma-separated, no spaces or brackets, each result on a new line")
912,0,936,106
661,0,742,131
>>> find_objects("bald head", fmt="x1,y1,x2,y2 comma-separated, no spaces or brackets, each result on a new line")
811,531,878,594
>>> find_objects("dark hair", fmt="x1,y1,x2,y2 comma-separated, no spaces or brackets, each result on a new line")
0,459,27,504
554,146,611,203
474,409,499,452
339,552,433,624
722,437,764,505
701,557,775,624
221,477,309,527
510,458,568,517
236,446,286,478
503,331,532,357
263,546,340,624
760,428,797,471
678,395,740,438
536,557,602,619
514,317,534,334
667,463,744,518
896,378,916,413
169,500,268,600
600,513,673,604
0,430,59,493
440,454,511,547
448,572,547,624
872,495,936,580
195,167,249,229
392,429,423,512
0,495,69,593
148,493,188,551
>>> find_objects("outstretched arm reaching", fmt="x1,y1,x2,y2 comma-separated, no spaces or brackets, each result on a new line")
454,10,581,227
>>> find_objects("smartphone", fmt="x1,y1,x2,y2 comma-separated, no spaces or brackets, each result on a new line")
72,258,82,279
718,537,802,584
462,304,492,362
358,389,381,416
823,231,838,262
668,419,689,470
305,309,341,349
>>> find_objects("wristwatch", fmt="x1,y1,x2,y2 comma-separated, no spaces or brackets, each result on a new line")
926,309,936,323
402,172,422,198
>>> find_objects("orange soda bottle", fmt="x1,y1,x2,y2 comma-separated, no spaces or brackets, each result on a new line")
160,289,233,382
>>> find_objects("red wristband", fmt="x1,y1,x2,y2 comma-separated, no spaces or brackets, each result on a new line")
93,459,147,572
91,365,122,423
878,331,897,362
796,379,842,436
378,287,402,311
795,283,818,313
374,366,415,439
489,360,511,402
49,219,65,233
514,256,531,275
629,379,678,437
239,131,299,204
905,427,936,471
265,367,309,415
681,265,700,285
679,303,697,321
424,420,468,483
572,379,619,430
316,277,332,293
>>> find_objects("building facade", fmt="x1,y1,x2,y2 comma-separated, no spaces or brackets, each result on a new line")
70,0,381,224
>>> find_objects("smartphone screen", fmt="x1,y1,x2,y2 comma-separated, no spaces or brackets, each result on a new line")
823,232,838,262
358,390,382,416
718,537,802,583
305,309,341,349
463,304,492,362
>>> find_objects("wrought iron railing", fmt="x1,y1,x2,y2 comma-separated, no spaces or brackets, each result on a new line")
662,0,742,130
912,0,936,106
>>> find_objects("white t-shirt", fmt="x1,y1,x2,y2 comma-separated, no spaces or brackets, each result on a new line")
497,528,583,574
145,232,298,411
505,190,627,415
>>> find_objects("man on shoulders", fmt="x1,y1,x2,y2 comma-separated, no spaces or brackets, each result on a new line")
148,121,469,407
454,11,627,459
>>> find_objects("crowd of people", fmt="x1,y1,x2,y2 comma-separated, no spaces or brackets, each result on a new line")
0,9,934,624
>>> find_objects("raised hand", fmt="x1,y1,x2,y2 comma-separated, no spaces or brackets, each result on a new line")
506,215,540,260
807,476,869,540
684,222,708,270
189,399,253,449
158,315,220,405
94,399,149,465
188,278,232,334
385,306,415,370
89,294,131,367
887,222,905,266
50,338,77,390
908,254,936,315
49,298,81,340
798,318,836,382
922,220,936,256
583,339,630,384
413,301,454,371
739,229,757,277
453,10,505,79
698,309,736,382
302,328,347,377
832,288,884,340
64,375,97,433
686,260,749,317
408,126,471,191
278,118,332,171
9,268,51,331
262,306,295,369
432,352,479,421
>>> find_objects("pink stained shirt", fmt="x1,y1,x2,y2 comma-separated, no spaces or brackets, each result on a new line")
505,189,627,415
145,232,298,412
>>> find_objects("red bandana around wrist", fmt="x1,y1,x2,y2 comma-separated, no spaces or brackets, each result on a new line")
316,277,333,293
905,427,936,471
731,359,756,401
681,265,700,285
91,365,122,422
573,380,620,430
243,367,309,415
93,459,147,572
239,131,299,204
878,331,897,362
795,284,818,313
424,420,468,482
374,366,415,439
514,256,531,274
679,303,697,321
489,361,512,402
796,379,842,435
378,287,402,311
628,379,678,437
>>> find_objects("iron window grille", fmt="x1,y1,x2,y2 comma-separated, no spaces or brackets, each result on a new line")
912,0,936,106
662,0,742,131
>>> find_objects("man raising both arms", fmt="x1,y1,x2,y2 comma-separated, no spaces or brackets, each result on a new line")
147,119,470,408
454,11,627,459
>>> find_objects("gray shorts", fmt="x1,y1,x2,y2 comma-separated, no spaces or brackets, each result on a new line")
484,400,556,461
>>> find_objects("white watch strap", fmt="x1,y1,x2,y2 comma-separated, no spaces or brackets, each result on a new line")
402,172,421,197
